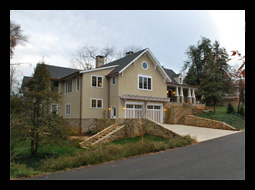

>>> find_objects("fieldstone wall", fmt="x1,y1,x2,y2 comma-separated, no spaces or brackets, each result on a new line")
184,115,238,131
66,118,181,140
65,118,118,134
164,103,205,124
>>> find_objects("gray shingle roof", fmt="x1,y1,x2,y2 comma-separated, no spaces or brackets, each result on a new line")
44,64,81,79
101,48,147,76
22,64,81,87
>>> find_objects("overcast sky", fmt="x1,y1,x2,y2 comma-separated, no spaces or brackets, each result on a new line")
10,10,245,83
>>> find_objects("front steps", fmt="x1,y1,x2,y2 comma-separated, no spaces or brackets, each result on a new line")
79,124,125,148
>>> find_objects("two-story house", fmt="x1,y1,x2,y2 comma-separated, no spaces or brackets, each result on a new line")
22,48,198,128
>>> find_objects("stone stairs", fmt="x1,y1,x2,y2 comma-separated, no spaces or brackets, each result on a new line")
79,124,125,148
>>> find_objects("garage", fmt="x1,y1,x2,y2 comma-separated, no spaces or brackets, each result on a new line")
125,104,143,119
146,104,163,123
125,102,163,123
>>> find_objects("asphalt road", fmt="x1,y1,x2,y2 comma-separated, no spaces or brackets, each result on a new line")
27,132,245,180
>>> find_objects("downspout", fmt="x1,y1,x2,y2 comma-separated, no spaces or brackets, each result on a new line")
79,74,83,134
108,78,110,118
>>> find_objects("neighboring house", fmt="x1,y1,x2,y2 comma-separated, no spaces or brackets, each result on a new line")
22,48,198,125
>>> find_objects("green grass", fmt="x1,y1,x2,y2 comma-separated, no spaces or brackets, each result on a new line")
11,134,195,178
196,106,245,130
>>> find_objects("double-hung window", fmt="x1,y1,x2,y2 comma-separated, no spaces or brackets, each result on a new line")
65,104,71,115
138,75,152,90
65,79,72,93
76,76,80,91
91,75,103,88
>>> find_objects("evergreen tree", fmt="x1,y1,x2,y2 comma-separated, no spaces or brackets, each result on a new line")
183,37,212,86
198,41,229,112
22,62,66,155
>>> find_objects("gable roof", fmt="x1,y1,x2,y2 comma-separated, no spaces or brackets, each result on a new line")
101,48,171,82
43,64,81,79
100,48,147,76
22,64,81,87
163,68,179,83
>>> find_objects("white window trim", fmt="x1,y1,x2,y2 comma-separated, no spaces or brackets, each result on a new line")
51,104,58,115
138,74,152,91
91,75,103,88
76,76,80,91
179,77,182,84
142,61,148,70
90,98,103,109
65,79,72,94
65,103,71,115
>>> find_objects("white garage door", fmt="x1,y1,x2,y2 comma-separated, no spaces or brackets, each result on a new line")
146,105,162,123
125,103,163,123
125,104,143,119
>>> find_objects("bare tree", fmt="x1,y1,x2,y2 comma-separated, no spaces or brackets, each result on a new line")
115,45,143,59
70,44,116,70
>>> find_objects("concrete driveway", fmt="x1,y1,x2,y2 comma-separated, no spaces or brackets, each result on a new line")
161,124,240,142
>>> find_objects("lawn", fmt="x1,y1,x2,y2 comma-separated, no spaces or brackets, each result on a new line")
11,134,195,179
196,106,245,130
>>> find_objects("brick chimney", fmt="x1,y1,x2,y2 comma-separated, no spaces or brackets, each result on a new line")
96,55,105,68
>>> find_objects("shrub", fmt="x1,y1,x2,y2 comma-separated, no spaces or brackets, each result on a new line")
226,103,235,114
239,106,245,117
10,162,40,178
39,135,195,173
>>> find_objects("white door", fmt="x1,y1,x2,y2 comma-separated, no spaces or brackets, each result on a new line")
111,106,117,118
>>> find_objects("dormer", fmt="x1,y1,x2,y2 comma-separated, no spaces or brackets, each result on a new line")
174,74,183,84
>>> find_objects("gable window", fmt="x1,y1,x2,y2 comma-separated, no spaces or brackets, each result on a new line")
142,61,148,70
138,75,152,90
91,75,103,88
65,104,71,115
65,79,72,93
91,98,103,109
179,77,182,84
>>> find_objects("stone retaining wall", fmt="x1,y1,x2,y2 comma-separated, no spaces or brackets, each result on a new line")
164,103,205,124
66,118,181,140
184,115,238,131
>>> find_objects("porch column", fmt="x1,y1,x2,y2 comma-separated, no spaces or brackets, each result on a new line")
187,88,192,104
175,86,180,103
180,87,184,103
192,89,196,104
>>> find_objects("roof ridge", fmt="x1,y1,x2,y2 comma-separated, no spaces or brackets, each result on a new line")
42,63,81,71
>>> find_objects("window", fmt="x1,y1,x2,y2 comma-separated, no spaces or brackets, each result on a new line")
91,75,103,88
138,75,152,90
65,104,71,115
91,99,97,108
112,76,116,85
76,76,80,91
91,98,103,109
142,62,148,70
92,76,97,87
51,104,58,115
53,81,59,92
179,77,182,84
65,79,72,93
